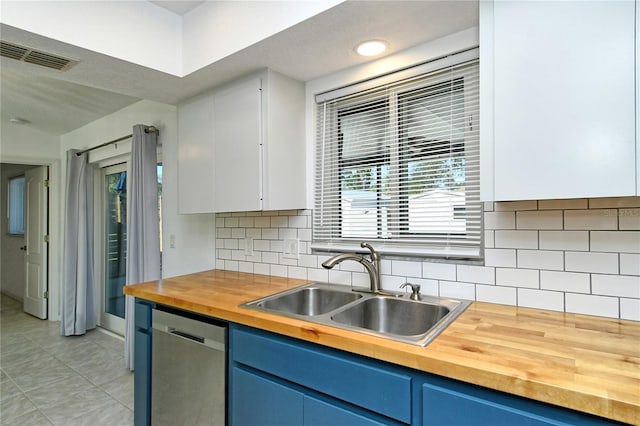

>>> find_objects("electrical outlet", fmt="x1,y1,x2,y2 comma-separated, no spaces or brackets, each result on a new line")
244,237,254,256
282,238,299,259
169,234,176,248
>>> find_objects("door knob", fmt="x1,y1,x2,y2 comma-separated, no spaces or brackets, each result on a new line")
20,246,27,251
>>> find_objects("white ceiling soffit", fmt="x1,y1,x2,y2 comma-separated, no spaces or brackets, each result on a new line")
0,1,479,136
149,1,205,15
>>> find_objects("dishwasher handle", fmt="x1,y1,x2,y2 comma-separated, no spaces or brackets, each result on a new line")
169,327,205,344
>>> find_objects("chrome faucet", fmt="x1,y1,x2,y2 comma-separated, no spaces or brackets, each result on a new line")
322,242,382,294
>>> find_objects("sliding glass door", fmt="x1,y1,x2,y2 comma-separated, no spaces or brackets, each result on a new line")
101,164,128,334
99,162,163,335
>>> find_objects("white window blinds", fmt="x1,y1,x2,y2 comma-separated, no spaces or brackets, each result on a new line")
8,176,25,235
313,53,481,259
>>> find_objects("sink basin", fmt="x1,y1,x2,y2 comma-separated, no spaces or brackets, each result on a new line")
246,284,362,316
242,282,470,346
331,297,450,336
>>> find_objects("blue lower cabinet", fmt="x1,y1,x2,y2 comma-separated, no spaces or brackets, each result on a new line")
133,300,154,426
421,380,622,426
231,367,303,426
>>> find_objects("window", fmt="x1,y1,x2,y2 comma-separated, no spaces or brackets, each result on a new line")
8,176,25,235
313,51,481,259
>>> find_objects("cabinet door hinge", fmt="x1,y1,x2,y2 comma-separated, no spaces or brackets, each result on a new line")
44,235,49,243
44,180,50,188
44,291,49,299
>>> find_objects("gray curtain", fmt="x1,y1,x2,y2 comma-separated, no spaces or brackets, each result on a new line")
124,125,161,370
61,150,96,336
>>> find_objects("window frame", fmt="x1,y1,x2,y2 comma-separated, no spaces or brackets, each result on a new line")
313,49,481,260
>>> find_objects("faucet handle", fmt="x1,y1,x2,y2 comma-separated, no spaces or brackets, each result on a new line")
400,283,421,301
360,242,379,261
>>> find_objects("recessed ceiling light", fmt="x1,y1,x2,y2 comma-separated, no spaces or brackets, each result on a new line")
355,40,388,57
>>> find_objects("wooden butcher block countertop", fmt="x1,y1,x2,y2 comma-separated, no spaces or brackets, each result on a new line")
124,270,640,424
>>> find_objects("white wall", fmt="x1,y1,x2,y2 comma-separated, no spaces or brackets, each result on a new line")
60,100,216,284
0,0,182,76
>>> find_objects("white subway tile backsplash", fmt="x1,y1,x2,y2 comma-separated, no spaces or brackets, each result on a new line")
620,254,640,276
540,271,590,293
289,215,308,228
496,268,539,288
392,260,422,278
253,263,270,275
565,293,619,318
224,217,239,228
239,262,254,274
517,288,564,312
538,199,588,210
484,249,517,267
494,231,538,249
215,198,640,322
590,231,640,254
278,228,297,240
270,216,288,228
254,217,271,228
238,217,254,228
422,262,456,281
539,231,589,251
328,270,351,285
484,212,515,230
564,209,617,230
298,254,318,268
619,209,640,230
485,231,495,249
565,251,619,274
495,200,537,211
270,264,287,278
288,266,307,280
476,285,516,305
517,250,564,271
261,228,278,240
439,281,475,299
308,268,328,282
620,298,640,321
231,228,245,239
456,265,495,285
592,274,640,298
516,210,562,230
589,197,640,209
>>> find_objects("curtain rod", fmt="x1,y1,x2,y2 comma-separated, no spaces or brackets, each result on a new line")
76,125,158,156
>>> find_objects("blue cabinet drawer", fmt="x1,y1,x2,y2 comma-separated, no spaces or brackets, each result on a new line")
422,381,621,426
231,325,412,423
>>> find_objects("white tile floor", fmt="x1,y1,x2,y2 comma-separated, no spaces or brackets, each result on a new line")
0,295,134,425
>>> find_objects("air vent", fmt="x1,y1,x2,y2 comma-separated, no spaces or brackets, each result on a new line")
0,41,78,71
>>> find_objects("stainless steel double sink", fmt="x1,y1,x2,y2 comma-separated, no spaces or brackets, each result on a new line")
242,283,471,346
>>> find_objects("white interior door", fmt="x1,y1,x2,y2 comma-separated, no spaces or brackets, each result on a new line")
24,166,48,319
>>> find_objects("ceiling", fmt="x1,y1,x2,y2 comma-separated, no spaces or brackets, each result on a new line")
0,1,478,136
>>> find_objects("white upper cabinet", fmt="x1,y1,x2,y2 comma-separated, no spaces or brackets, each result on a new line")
177,69,306,214
480,0,637,201
178,92,216,214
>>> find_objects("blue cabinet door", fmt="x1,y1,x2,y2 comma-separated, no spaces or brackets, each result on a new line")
134,328,151,426
133,300,153,426
231,367,304,426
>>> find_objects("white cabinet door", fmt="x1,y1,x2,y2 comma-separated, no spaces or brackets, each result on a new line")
482,0,636,201
213,77,263,212
178,93,215,213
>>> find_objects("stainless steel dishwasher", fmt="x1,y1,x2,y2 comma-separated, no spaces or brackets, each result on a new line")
151,307,226,425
